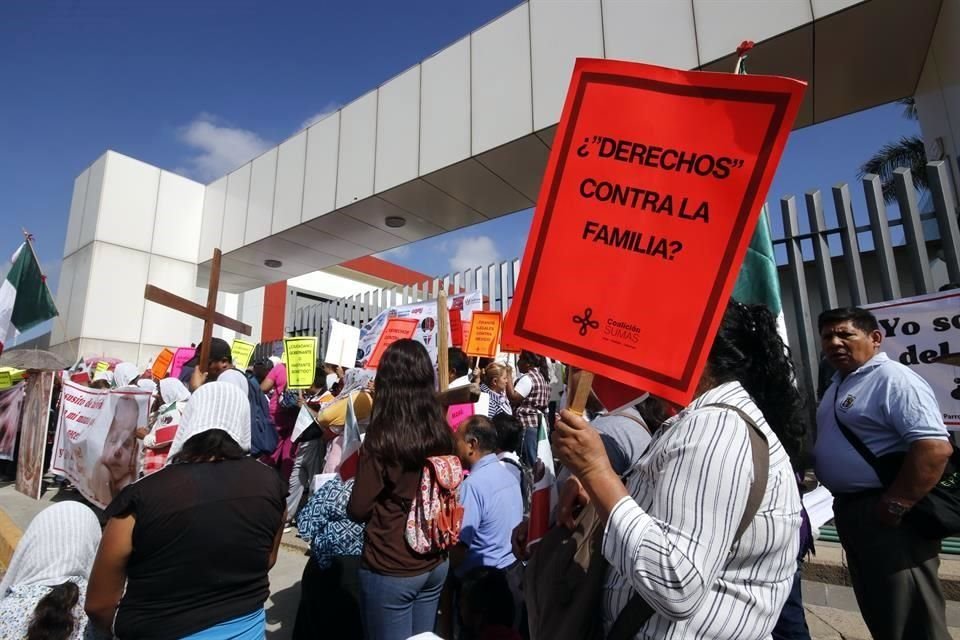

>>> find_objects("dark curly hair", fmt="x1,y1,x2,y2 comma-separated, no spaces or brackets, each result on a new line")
706,301,806,469
365,339,453,470
27,581,79,640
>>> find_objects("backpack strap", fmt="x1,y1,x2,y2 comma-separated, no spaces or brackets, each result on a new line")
607,402,769,640
607,411,652,436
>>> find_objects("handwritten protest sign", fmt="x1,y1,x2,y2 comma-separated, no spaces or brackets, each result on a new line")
151,348,174,379
446,393,490,430
51,381,151,508
325,319,361,369
466,311,503,358
366,318,419,369
503,59,804,405
447,403,474,429
449,309,464,348
231,339,256,371
865,291,960,428
170,347,195,379
284,336,318,389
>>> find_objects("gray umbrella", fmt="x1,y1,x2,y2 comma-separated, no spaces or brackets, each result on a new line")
0,347,71,371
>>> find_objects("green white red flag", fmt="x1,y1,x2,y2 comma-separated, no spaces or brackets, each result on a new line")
0,242,58,356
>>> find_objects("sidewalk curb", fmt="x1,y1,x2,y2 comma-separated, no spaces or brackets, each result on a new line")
0,505,23,570
803,543,960,600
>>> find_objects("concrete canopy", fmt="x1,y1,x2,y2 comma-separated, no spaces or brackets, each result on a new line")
197,0,943,292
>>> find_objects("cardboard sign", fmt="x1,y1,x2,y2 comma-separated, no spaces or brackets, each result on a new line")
231,339,256,371
449,309,464,348
95,361,109,373
503,59,805,405
466,311,503,358
325,319,362,369
447,403,474,430
366,318,419,369
170,347,195,379
150,348,174,379
865,291,960,428
284,336,318,389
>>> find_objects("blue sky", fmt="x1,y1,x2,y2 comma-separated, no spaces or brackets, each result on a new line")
0,1,921,309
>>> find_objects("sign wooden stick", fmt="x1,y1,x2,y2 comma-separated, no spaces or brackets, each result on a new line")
143,248,252,376
568,371,595,416
437,290,449,392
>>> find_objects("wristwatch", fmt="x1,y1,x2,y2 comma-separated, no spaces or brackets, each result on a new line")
883,497,911,518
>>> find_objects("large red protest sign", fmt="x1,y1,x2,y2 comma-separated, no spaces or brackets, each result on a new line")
366,318,419,369
503,59,805,405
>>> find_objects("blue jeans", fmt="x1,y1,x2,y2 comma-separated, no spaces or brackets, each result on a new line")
358,560,449,640
522,427,538,467
180,608,265,639
772,567,811,640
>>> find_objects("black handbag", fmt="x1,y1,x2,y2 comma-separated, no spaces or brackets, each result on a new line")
832,391,960,539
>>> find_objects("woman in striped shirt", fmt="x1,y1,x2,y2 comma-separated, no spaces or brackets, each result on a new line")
553,302,806,639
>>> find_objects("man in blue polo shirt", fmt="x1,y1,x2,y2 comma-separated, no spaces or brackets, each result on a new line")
814,307,952,640
453,415,523,577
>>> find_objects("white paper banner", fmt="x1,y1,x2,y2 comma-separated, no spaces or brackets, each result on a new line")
357,291,483,367
865,290,960,429
51,381,152,508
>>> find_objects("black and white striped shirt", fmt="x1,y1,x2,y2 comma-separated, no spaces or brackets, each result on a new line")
601,381,801,639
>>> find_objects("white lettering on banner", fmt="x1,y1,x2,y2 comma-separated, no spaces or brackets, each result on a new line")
51,380,152,508
865,291,960,428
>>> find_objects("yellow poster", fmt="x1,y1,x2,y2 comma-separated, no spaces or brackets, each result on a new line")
232,339,256,371
283,336,318,389
95,361,109,373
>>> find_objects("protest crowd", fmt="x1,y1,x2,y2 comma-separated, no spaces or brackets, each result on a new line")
2,41,958,640
0,294,955,640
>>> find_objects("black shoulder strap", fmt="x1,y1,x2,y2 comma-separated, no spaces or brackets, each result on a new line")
607,402,769,640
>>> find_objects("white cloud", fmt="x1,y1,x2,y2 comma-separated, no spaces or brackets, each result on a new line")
300,102,341,130
449,236,500,272
176,113,272,182
378,245,411,261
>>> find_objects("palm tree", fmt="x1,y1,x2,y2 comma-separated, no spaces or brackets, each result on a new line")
858,98,928,203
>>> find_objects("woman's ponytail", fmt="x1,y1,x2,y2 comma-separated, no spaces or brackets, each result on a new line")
26,581,80,640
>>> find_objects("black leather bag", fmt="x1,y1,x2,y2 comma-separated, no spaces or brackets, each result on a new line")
833,397,960,539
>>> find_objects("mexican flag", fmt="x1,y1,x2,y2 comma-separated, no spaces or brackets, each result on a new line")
732,210,788,339
732,48,788,341
527,413,557,550
0,243,58,355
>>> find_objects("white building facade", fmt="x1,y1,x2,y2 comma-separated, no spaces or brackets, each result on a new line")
49,0,960,366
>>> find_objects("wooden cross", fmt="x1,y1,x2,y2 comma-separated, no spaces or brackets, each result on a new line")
143,248,252,372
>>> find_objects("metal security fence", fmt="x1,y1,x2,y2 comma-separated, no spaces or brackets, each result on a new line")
775,161,959,398
292,160,960,401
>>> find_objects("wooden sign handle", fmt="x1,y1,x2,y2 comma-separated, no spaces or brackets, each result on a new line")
437,290,449,392
567,371,594,416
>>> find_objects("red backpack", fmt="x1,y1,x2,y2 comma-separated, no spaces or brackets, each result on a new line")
404,455,465,554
